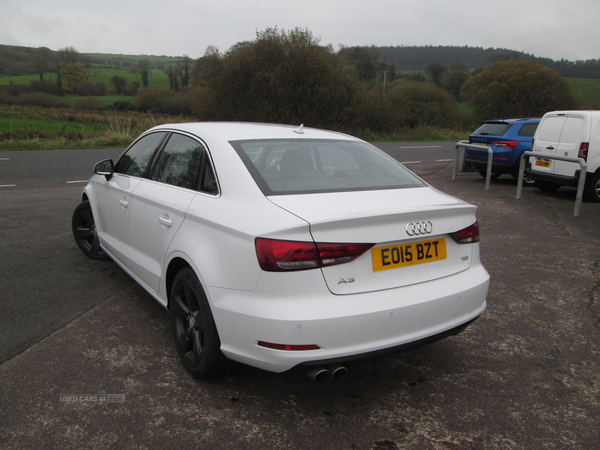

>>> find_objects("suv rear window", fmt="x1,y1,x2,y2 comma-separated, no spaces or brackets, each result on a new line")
472,122,511,136
230,139,425,195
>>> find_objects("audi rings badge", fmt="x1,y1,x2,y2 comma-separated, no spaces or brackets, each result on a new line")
405,221,433,236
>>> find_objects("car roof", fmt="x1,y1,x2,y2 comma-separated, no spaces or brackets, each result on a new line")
483,118,541,124
147,122,357,143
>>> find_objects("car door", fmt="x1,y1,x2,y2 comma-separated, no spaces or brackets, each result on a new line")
127,133,204,293
93,132,167,266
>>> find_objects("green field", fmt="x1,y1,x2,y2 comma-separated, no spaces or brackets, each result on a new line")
565,78,600,109
0,118,102,135
0,68,171,90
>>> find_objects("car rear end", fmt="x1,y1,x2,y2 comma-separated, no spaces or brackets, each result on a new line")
465,119,538,176
210,133,489,373
213,188,488,373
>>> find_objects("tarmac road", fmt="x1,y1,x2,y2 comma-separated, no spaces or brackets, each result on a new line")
1,146,599,449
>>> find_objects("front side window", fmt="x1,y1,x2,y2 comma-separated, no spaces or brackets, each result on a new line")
115,132,166,177
151,133,204,190
230,139,425,195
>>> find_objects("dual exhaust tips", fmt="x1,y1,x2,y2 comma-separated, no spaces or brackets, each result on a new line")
307,364,347,381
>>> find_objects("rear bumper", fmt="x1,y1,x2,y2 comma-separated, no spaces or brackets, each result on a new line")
208,264,489,373
525,164,582,187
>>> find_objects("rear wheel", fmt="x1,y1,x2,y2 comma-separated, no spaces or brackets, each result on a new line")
170,267,233,379
72,201,110,261
584,171,600,202
535,180,561,193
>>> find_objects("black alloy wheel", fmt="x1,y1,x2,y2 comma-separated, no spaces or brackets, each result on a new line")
72,201,110,261
170,267,233,379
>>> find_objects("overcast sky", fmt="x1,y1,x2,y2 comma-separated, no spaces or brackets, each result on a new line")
1,0,599,63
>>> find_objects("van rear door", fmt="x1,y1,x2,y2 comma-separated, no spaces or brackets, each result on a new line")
553,112,588,177
531,113,566,175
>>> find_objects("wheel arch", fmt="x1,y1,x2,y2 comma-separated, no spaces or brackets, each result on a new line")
165,257,194,310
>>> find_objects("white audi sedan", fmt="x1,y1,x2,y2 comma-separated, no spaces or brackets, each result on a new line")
72,122,489,380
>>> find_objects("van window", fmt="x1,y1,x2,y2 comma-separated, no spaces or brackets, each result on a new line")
537,116,566,143
559,117,584,145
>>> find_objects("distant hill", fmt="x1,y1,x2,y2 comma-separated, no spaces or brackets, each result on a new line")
1,43,599,79
379,45,600,79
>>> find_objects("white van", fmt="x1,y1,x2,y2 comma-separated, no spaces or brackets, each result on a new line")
526,110,600,202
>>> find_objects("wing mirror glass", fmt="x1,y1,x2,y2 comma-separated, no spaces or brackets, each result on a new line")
94,159,114,180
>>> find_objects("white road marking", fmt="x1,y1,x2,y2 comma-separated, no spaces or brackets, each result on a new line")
0,184,16,187
67,180,88,184
400,161,421,164
436,159,453,162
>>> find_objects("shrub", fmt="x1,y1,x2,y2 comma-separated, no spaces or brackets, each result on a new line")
75,97,104,110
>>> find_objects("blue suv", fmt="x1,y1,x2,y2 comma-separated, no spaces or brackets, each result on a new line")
465,118,540,185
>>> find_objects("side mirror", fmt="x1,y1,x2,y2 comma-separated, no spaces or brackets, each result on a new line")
94,159,114,181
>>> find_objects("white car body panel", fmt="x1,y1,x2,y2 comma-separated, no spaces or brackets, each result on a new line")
79,122,489,374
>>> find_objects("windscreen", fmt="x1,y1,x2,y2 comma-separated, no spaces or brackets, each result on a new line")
230,139,425,195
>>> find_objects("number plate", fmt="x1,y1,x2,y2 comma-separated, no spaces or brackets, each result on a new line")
372,238,447,272
535,160,551,168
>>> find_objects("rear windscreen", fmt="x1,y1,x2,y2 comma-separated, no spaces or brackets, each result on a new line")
472,122,511,136
230,139,425,195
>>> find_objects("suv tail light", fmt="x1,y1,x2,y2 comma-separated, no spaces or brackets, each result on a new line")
578,143,589,161
450,222,480,244
490,140,518,149
256,238,374,272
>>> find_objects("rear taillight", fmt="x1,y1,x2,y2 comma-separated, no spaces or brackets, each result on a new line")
578,142,589,161
255,238,374,272
490,140,518,149
530,139,535,151
451,222,480,244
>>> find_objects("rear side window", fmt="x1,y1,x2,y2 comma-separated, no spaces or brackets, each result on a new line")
472,122,511,136
115,132,166,177
518,123,539,137
151,133,204,190
230,139,425,195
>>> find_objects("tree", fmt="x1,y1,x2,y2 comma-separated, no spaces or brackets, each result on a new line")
424,62,448,87
135,58,151,88
31,47,52,81
464,60,582,119
194,27,357,130
58,63,87,91
111,75,127,95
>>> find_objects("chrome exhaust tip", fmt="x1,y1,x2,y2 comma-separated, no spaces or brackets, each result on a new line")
307,367,330,382
327,365,347,380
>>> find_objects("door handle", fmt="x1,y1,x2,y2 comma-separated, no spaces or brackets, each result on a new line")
119,199,129,208
546,146,555,150
159,216,173,227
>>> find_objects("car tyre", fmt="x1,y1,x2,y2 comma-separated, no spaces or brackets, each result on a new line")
72,201,110,261
584,171,600,203
535,180,561,193
170,267,234,379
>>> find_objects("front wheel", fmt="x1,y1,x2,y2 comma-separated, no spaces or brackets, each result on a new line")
170,267,233,379
72,201,110,260
584,171,600,202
